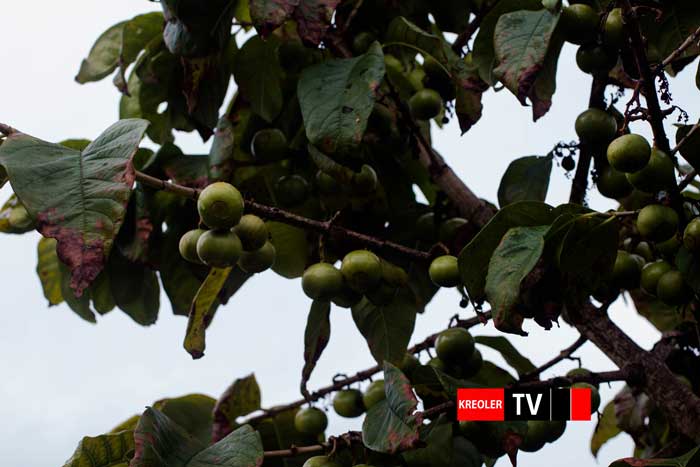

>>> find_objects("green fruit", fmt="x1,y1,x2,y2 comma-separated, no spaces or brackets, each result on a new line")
316,170,339,194
566,367,594,384
341,250,382,292
634,241,654,261
607,134,651,173
597,165,633,199
384,54,403,74
684,218,700,252
427,357,461,377
198,182,244,229
399,353,420,376
331,284,363,308
439,217,468,244
352,164,378,194
302,263,344,300
409,88,443,120
612,250,641,290
251,128,288,162
657,270,690,306
656,235,681,256
573,383,600,413
429,255,460,287
576,44,615,74
423,57,455,101
233,214,268,251
352,31,376,54
604,8,624,48
333,389,365,418
461,348,483,378
294,407,328,436
626,149,675,193
363,380,385,409
196,230,243,267
576,109,618,146
302,456,341,467
238,241,276,273
640,260,672,295
561,4,599,45
435,328,475,364
637,205,679,242
179,229,207,264
630,253,646,269
8,204,33,229
369,104,394,136
275,175,309,207
416,212,437,241
380,260,409,287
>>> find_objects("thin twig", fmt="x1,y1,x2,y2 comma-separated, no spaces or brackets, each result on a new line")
511,368,633,390
519,335,588,381
657,25,700,72
678,170,698,192
672,122,700,156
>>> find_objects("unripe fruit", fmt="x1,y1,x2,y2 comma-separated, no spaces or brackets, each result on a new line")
429,255,460,287
333,389,365,418
409,88,443,120
657,270,690,306
459,420,480,439
656,235,681,256
626,149,675,193
363,380,385,409
341,250,382,292
331,284,363,308
576,109,618,146
604,8,624,48
251,129,288,162
637,205,679,242
597,165,633,199
303,456,341,467
573,383,600,413
8,205,32,229
561,4,599,45
566,368,599,389
233,214,268,251
196,230,243,267
275,175,309,207
399,353,420,376
238,241,276,273
384,54,403,74
461,348,483,378
423,57,455,101
435,328,475,364
302,263,344,300
683,218,700,252
198,182,244,229
521,420,565,452
576,44,616,74
316,170,339,194
352,31,376,54
352,164,378,194
634,241,654,262
607,134,651,173
294,407,328,436
612,250,641,290
428,356,461,377
416,212,436,241
179,229,207,264
380,260,409,287
640,260,672,296
439,217,468,244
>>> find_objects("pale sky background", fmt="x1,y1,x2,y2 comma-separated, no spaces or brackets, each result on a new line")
1,2,698,466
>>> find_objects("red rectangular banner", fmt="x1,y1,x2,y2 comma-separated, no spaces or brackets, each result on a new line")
457,388,505,421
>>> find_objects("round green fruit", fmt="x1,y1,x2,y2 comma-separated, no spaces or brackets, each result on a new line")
380,260,409,287
352,164,378,194
331,284,363,308
596,165,633,199
607,134,651,173
333,389,365,418
656,235,681,256
604,8,624,48
316,170,339,194
626,149,675,193
363,380,385,409
612,250,641,290
561,4,600,45
238,241,276,273
637,205,679,242
683,218,700,252
576,44,616,74
429,255,460,288
435,328,475,364
302,456,341,467
409,88,443,120
294,407,328,436
352,31,376,54
384,54,403,74
197,182,244,229
657,270,690,306
416,212,436,241
634,241,654,261
341,250,382,292
573,383,600,413
179,229,207,264
275,175,309,207
640,260,672,295
251,128,288,162
576,109,618,146
566,368,597,388
461,348,483,378
521,420,565,452
196,230,243,267
399,353,420,376
233,214,268,251
439,217,468,244
302,263,344,300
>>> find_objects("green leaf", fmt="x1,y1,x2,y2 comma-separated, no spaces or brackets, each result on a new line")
213,374,262,442
131,408,204,467
362,362,422,454
0,119,149,296
497,155,553,207
351,289,417,366
493,9,561,120
450,436,483,467
233,36,284,123
75,21,129,83
268,222,310,279
643,2,700,65
474,335,536,376
486,225,548,335
59,261,96,323
675,121,700,170
469,361,517,387
185,267,233,359
209,117,236,182
301,300,331,397
298,42,385,154
188,425,264,467
402,415,454,467
591,401,621,458
107,251,160,326
386,17,449,64
609,446,700,467
154,394,217,446
62,430,134,467
36,237,64,306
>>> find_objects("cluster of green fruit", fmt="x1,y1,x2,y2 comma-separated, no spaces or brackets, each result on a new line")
384,54,447,122
178,182,276,273
301,250,408,307
428,327,483,379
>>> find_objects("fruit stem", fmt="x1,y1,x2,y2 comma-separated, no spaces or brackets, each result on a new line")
519,335,588,381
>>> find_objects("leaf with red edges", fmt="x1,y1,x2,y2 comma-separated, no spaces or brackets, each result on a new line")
249,0,298,38
294,0,342,46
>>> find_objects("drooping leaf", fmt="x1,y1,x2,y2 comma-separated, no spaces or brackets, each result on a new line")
474,335,536,376
36,237,64,306
185,267,233,359
62,430,134,467
209,116,236,182
609,446,700,467
591,401,622,458
188,425,264,467
268,222,310,279
497,155,553,207
107,251,160,326
75,21,129,83
362,362,422,454
213,374,262,442
0,119,149,296
298,42,385,154
301,300,331,398
233,36,284,123
131,408,204,467
59,262,96,323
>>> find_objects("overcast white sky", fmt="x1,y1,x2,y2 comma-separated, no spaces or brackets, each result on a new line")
1,2,698,466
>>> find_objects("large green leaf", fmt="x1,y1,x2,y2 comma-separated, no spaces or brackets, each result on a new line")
643,1,700,64
62,430,134,467
0,119,149,296
154,394,217,446
351,289,417,366
486,225,548,335
213,374,262,442
233,36,284,123
402,415,454,467
362,362,422,454
188,425,264,467
131,408,204,467
108,251,160,326
591,401,621,458
497,155,553,207
298,42,385,154
474,335,536,376
301,300,331,397
185,267,233,359
36,237,64,306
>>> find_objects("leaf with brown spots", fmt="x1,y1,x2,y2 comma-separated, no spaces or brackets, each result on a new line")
249,0,298,38
184,267,233,359
0,119,149,297
293,0,341,46
212,374,262,442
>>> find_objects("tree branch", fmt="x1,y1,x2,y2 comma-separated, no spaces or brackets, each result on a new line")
656,25,700,72
452,16,482,54
519,335,588,382
672,121,700,156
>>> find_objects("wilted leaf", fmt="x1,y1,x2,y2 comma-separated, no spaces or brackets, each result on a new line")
185,267,233,359
497,155,553,207
591,401,621,458
213,374,262,442
36,237,63,306
301,300,331,398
